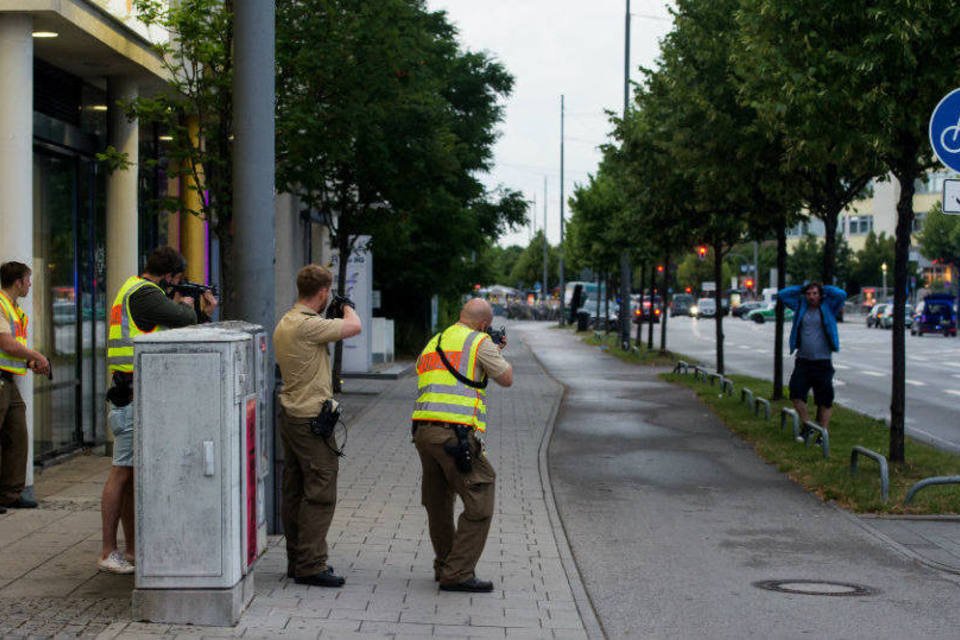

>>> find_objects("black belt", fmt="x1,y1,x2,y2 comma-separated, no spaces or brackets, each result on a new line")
0,371,14,382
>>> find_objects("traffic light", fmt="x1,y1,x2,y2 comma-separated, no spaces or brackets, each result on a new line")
745,278,754,290
696,246,707,261
657,264,664,273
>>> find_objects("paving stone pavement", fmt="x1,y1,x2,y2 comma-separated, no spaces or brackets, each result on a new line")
0,339,598,639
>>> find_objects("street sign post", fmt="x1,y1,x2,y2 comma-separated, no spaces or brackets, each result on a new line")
943,179,960,215
929,88,960,173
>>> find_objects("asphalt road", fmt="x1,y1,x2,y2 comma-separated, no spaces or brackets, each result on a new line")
658,313,960,452
513,322,960,640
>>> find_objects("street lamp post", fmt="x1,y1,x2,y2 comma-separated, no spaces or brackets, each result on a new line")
882,262,888,301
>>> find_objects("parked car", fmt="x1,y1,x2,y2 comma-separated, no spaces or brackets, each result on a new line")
694,297,716,318
670,293,695,317
912,295,957,337
581,299,620,330
746,304,795,324
880,303,913,329
866,303,887,328
732,301,763,319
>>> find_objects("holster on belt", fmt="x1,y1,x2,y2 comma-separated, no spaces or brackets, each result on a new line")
106,371,133,407
443,424,474,474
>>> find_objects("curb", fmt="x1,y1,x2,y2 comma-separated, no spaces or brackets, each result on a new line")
832,504,960,580
523,339,607,640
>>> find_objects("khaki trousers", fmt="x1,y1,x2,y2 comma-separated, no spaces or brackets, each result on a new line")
0,378,26,504
414,422,496,585
279,411,339,577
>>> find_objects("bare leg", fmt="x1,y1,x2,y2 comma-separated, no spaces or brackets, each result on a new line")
100,466,133,559
817,406,832,430
791,398,809,423
121,475,135,559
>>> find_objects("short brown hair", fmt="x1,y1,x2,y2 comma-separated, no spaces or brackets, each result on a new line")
1,262,31,288
297,264,333,299
144,246,186,277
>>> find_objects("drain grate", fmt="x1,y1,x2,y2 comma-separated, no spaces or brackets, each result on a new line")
753,579,878,597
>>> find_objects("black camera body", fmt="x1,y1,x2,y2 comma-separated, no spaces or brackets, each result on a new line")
168,281,219,318
486,325,507,347
325,294,355,319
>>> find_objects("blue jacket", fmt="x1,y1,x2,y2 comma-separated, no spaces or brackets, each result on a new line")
778,285,847,354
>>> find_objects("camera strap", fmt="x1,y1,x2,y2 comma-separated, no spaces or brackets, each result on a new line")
435,330,488,390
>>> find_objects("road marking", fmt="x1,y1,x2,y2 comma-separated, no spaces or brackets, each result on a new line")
834,364,851,370
946,390,960,397
905,379,927,387
861,371,885,377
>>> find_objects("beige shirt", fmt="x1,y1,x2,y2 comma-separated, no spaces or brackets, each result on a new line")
273,303,344,418
0,314,10,335
473,330,510,379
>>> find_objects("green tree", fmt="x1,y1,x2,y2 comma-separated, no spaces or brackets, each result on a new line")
276,0,526,357
121,0,235,304
507,231,559,290
919,203,960,301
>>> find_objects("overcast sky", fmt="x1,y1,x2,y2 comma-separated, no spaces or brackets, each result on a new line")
425,1,674,248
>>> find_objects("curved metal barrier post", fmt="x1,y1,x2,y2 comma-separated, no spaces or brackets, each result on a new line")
905,476,960,505
741,388,754,406
780,407,801,439
754,397,771,420
802,421,830,459
720,377,734,396
850,446,889,502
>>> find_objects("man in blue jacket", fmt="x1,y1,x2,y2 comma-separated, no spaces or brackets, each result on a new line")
778,282,847,430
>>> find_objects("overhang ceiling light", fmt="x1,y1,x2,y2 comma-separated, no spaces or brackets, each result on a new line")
32,31,59,38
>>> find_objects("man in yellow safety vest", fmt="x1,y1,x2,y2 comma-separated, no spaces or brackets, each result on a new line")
0,262,50,513
97,246,216,574
411,298,513,592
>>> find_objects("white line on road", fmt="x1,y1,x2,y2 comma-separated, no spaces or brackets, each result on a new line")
946,390,960,397
905,379,927,387
834,364,851,370
861,371,885,377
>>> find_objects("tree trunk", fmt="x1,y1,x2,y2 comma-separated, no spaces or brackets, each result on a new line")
646,262,656,350
820,163,840,284
604,272,611,334
636,262,645,346
332,225,351,393
889,168,917,464
773,220,787,400
659,254,670,354
714,241,724,374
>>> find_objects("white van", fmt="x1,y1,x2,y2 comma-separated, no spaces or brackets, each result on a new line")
695,297,716,318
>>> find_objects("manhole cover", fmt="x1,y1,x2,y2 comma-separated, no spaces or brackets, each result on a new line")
753,579,878,597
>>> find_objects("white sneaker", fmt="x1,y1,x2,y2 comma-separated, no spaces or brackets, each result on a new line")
98,550,135,574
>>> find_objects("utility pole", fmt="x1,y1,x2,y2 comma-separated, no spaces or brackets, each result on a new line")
753,240,759,298
543,177,549,303
618,0,633,351
233,0,277,529
559,95,566,325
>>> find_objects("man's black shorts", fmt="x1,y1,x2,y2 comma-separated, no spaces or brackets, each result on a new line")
789,358,834,408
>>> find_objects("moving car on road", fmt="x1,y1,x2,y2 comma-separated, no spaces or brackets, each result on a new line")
670,293,695,317
746,304,795,324
866,303,887,328
694,297,716,318
880,303,913,329
732,301,763,319
912,294,956,337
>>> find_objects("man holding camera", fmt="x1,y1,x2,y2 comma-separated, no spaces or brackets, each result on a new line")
0,262,50,513
273,264,361,587
98,246,217,574
411,298,513,593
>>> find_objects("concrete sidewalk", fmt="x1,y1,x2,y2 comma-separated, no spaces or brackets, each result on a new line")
0,341,598,639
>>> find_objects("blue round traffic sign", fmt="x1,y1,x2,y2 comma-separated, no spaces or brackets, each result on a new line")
930,88,960,173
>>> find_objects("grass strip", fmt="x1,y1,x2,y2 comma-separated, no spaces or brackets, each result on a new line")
581,329,682,367
665,371,960,514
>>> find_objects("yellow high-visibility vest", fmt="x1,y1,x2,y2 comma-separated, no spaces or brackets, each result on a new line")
0,291,28,375
107,276,164,373
411,323,489,432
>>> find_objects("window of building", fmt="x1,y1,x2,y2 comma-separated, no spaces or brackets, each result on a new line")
847,215,873,235
913,211,926,233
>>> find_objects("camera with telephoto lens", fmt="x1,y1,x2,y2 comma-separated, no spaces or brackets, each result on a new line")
167,281,219,318
325,294,355,319
486,325,507,347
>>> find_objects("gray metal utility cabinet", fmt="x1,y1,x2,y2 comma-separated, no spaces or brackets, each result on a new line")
131,322,268,626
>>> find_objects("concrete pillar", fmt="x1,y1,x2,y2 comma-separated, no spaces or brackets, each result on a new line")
105,77,139,453
0,15,35,495
106,77,140,307
180,116,206,283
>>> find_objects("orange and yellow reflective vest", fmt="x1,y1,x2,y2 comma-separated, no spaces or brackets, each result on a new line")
0,291,28,375
107,276,164,373
411,323,489,432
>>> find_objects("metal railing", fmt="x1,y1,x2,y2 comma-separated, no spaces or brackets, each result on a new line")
780,407,801,439
850,446,889,502
754,398,771,420
801,421,830,459
904,476,960,505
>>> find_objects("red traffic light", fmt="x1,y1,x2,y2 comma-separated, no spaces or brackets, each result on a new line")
696,246,707,260
657,264,664,273
745,278,754,289
685,286,692,293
